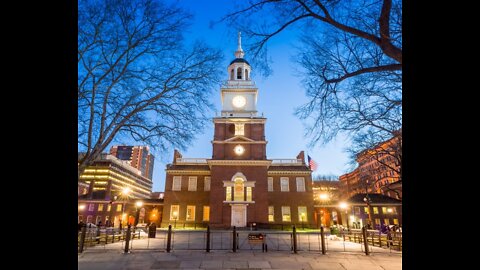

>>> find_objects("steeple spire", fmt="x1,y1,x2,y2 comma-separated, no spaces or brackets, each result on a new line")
234,32,245,58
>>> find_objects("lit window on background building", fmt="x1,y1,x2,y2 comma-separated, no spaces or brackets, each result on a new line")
268,206,274,222
282,206,291,222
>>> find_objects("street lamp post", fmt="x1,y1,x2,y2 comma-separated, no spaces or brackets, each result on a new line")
339,202,349,230
363,195,373,229
118,187,131,230
134,201,143,228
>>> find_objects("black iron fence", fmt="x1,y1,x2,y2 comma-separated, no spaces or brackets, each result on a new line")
78,225,402,255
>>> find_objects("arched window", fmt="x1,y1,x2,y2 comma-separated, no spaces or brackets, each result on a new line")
234,178,244,201
230,69,234,80
245,69,249,80
237,67,242,79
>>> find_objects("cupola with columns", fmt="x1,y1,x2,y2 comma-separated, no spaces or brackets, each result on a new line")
213,32,266,160
220,32,258,118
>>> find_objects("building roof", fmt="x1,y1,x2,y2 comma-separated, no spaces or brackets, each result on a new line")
347,193,402,205
229,58,250,65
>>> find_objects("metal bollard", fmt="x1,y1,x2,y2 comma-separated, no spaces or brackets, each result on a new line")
320,226,326,254
292,226,297,254
232,226,237,252
78,226,87,253
124,225,131,253
166,225,172,252
206,225,210,252
362,226,370,255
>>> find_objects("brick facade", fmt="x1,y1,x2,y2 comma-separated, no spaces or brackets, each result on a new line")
162,36,313,229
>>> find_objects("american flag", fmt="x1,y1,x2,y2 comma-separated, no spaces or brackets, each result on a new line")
308,155,318,171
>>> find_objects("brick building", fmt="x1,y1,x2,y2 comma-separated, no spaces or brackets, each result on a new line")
79,153,153,200
110,145,155,180
78,196,163,227
339,133,402,200
162,33,314,229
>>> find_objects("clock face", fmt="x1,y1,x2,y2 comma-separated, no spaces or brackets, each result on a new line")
234,145,245,155
232,95,247,108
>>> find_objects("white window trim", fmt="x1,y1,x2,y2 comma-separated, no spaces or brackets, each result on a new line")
268,177,273,192
172,176,182,191
204,177,211,191
188,176,197,191
298,206,307,222
280,177,289,192
186,205,195,221
296,177,305,192
268,206,274,222
281,206,291,222
235,123,245,136
170,205,180,220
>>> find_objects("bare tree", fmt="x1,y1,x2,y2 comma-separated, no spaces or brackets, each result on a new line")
78,0,223,176
223,0,402,149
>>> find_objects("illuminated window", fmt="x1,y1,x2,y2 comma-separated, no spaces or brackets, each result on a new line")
354,207,360,215
268,177,273,192
88,204,95,211
170,205,179,220
280,177,289,192
226,187,232,201
188,176,197,191
87,215,93,223
364,207,369,214
203,206,210,221
384,219,390,225
393,218,399,225
391,207,397,214
298,206,307,222
116,204,122,212
95,216,102,224
268,206,274,222
98,204,104,212
107,204,111,212
375,218,381,225
204,177,211,191
246,187,252,201
234,179,244,201
78,215,83,222
235,123,244,136
296,177,305,192
373,207,379,214
282,206,291,222
186,205,195,221
172,176,181,191
382,207,387,214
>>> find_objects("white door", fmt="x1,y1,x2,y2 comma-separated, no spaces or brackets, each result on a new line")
231,205,246,227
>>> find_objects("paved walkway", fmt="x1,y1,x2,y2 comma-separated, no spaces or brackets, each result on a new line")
78,249,402,270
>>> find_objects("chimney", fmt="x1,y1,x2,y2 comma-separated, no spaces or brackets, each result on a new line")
296,151,305,164
173,149,182,164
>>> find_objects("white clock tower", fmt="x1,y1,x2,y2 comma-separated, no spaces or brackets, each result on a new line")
220,32,258,118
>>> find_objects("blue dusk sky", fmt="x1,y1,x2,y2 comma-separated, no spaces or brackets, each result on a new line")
126,0,352,191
